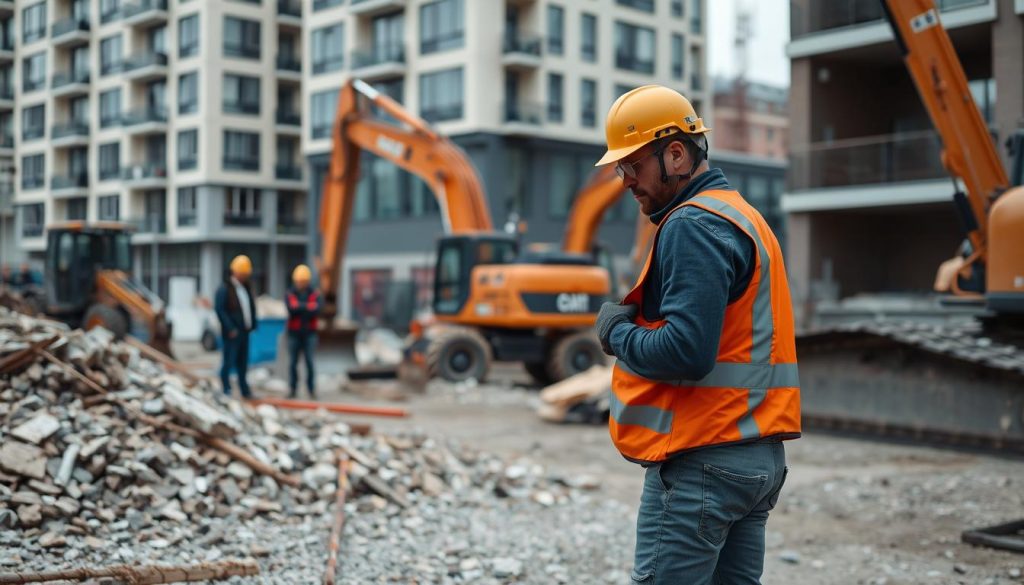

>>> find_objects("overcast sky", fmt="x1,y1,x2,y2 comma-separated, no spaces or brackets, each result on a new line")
708,0,790,87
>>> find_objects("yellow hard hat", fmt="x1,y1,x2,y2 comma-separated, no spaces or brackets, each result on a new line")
292,264,312,284
595,85,710,167
230,255,252,276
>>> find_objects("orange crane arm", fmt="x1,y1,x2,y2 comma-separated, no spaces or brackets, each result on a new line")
561,166,625,255
317,79,493,316
882,0,1009,263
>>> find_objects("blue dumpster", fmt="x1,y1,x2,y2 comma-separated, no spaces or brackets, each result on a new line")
216,317,287,367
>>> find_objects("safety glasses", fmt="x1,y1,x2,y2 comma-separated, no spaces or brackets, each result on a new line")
615,147,665,180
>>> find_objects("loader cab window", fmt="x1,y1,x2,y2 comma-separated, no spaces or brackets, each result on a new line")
49,231,96,309
99,232,132,271
435,241,464,314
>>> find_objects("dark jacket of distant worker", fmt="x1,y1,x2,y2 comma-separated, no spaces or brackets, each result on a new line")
593,85,801,585
285,264,321,398
215,255,257,399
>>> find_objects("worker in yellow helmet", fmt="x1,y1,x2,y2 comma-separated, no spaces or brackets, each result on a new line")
285,264,321,398
214,254,258,399
593,86,799,584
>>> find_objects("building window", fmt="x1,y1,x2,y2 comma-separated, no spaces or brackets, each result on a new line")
22,3,46,44
223,74,261,115
178,72,198,114
100,89,121,128
672,34,685,79
98,195,120,221
21,154,45,190
178,129,198,170
311,89,339,139
617,0,655,12
547,153,577,219
615,22,655,74
615,83,635,104
21,203,44,237
100,34,123,76
67,198,88,221
177,187,197,226
100,0,120,23
581,78,597,127
691,0,702,34
179,14,199,58
420,68,463,122
547,5,564,55
99,142,121,180
690,45,702,90
312,23,344,74
420,0,463,54
224,187,261,226
223,130,260,171
581,13,597,62
21,104,45,141
548,73,563,123
224,17,261,60
22,53,45,93
313,0,343,10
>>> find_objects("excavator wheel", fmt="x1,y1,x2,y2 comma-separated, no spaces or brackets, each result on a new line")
546,330,607,382
524,361,553,387
425,327,492,383
83,304,128,338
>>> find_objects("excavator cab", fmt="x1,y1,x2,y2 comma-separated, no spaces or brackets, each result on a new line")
434,234,518,315
44,222,174,355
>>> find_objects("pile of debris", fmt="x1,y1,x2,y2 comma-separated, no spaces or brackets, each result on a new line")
0,308,622,582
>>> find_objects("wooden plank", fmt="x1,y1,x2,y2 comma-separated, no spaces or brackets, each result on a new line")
0,336,58,374
0,559,259,584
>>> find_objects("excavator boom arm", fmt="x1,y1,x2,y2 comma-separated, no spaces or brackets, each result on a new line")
562,166,625,255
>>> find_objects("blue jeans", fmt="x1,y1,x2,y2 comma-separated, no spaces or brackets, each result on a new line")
220,332,251,398
288,332,316,396
631,441,788,585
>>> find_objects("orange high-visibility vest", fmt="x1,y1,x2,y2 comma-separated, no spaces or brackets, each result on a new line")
610,189,801,464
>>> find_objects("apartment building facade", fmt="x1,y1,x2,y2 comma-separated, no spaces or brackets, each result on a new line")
712,76,789,161
7,0,309,300
302,0,711,322
784,0,1023,319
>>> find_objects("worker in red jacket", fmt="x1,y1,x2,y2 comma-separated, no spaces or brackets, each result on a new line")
285,264,321,398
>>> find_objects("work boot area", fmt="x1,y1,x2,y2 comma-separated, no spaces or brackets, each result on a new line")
0,309,1021,584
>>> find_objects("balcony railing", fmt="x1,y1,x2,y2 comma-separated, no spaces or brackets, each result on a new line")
51,173,89,190
123,52,168,72
22,127,45,141
275,164,302,181
421,105,463,123
616,0,655,12
51,18,91,39
504,101,543,125
0,135,12,148
123,0,168,20
277,0,301,17
503,33,542,56
224,213,262,227
52,70,91,89
223,158,260,171
224,101,260,115
352,44,405,69
22,224,44,238
225,44,261,60
0,86,12,100
122,163,168,181
789,130,947,191
122,108,168,126
313,0,343,9
312,57,344,74
276,54,302,72
131,215,168,233
276,110,301,126
52,122,90,139
791,0,988,38
615,53,655,74
277,219,306,234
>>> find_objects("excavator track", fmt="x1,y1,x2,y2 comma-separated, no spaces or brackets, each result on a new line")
797,319,1024,456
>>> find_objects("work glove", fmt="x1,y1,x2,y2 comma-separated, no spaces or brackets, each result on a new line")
596,302,638,356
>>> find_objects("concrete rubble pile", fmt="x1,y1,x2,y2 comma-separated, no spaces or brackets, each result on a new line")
0,307,619,582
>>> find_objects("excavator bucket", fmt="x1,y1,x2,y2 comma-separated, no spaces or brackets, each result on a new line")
314,325,361,375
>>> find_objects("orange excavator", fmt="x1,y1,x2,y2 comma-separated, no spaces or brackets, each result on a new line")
882,0,1023,314
317,79,611,383
40,221,173,354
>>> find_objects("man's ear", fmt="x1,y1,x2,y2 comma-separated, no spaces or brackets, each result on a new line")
669,140,688,171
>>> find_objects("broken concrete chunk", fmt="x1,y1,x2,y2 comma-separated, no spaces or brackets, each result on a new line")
10,413,61,445
0,441,47,480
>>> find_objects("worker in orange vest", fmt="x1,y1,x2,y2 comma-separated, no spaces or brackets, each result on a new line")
593,86,801,584
285,264,321,398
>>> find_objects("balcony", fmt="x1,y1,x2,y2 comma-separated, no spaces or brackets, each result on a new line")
276,110,301,134
277,218,306,235
0,39,13,62
51,18,91,47
122,52,168,81
122,163,168,187
123,0,168,28
277,0,301,25
51,122,91,146
0,1,12,17
348,0,407,17
224,102,260,116
0,87,12,110
791,0,989,39
224,213,262,228
223,158,260,172
616,0,655,11
789,131,946,192
276,54,302,80
130,215,168,234
350,44,405,80
51,173,89,197
52,70,91,98
502,101,543,135
421,106,463,124
502,33,542,69
275,164,303,182
0,187,12,217
0,134,13,155
122,108,168,134
312,0,343,10
615,53,655,74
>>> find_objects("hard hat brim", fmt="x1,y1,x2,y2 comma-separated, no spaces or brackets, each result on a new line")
595,142,647,167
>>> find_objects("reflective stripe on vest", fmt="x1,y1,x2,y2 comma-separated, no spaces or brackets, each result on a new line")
609,190,801,462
